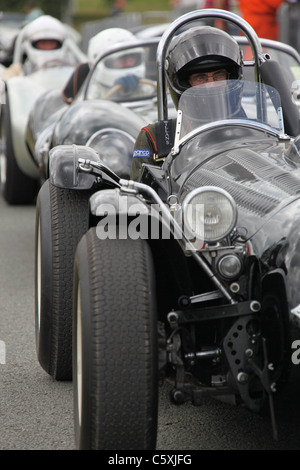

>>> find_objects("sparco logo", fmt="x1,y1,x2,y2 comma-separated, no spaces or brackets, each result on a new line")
133,149,150,158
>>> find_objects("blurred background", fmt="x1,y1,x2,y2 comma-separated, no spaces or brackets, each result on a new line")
0,0,299,64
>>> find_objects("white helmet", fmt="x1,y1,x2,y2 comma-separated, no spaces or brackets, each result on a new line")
89,28,145,89
87,28,137,64
22,15,67,72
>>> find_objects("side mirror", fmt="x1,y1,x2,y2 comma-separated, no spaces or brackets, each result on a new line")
49,144,101,189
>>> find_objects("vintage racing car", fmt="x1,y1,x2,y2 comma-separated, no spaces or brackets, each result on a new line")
36,8,300,449
0,16,86,205
26,36,163,187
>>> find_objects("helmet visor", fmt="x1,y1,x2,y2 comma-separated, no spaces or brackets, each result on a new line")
178,80,245,133
104,52,143,69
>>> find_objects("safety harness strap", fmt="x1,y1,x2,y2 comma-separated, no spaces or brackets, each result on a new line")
154,119,176,160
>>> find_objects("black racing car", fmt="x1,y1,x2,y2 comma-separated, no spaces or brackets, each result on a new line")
36,8,300,449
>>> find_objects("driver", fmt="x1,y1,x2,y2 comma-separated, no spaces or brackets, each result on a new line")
0,15,80,80
21,15,69,74
87,28,153,100
61,28,135,104
130,25,243,181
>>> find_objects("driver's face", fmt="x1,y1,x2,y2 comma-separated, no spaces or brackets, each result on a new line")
33,39,61,50
106,53,141,69
189,68,228,88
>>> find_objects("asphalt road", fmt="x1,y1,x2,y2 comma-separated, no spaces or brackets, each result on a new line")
1,194,300,450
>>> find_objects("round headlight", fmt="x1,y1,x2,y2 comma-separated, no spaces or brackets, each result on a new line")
182,187,237,243
217,254,242,279
86,129,135,178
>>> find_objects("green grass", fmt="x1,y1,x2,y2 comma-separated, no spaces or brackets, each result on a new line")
73,0,172,29
76,0,171,15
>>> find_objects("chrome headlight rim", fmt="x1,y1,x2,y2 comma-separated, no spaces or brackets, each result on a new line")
182,186,238,243
86,128,136,148
86,128,136,177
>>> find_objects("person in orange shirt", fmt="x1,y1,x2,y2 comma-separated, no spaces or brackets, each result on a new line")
238,0,284,40
211,0,231,30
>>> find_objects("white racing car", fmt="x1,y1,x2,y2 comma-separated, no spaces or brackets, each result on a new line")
0,15,86,205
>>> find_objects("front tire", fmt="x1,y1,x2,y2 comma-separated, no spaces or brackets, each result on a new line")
73,228,158,449
35,180,92,380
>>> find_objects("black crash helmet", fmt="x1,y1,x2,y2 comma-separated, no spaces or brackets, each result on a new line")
165,25,244,107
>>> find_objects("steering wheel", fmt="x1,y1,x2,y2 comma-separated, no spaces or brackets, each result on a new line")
104,78,157,99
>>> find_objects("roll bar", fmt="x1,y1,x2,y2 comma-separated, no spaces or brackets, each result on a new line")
156,8,267,120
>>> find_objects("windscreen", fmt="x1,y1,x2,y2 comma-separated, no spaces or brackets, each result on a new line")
86,43,158,102
176,80,283,141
